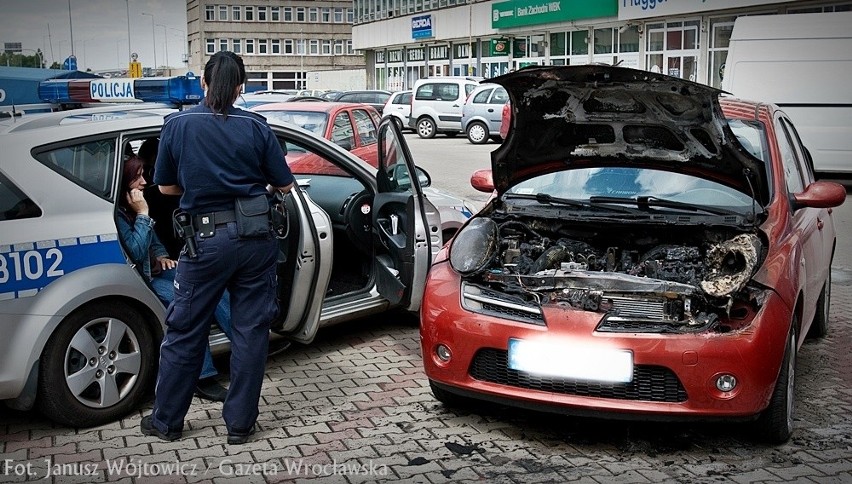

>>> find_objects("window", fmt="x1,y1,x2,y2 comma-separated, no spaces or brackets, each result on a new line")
334,40,345,55
333,7,344,22
322,7,331,22
352,110,377,146
0,173,41,221
322,40,332,55
708,16,735,88
206,38,215,54
296,39,305,55
232,6,241,21
781,118,816,185
347,8,354,23
472,88,493,104
347,40,354,55
309,7,319,22
271,6,280,21
594,28,614,54
34,139,117,199
491,88,509,104
331,112,356,147
284,39,294,54
284,7,293,21
271,39,281,55
245,6,254,21
309,40,319,55
258,6,267,21
258,39,268,55
218,5,227,21
296,7,306,21
205,5,215,21
775,118,805,193
245,39,254,54
571,30,588,56
232,39,241,54
219,39,228,52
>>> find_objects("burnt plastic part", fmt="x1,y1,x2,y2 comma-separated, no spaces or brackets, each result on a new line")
450,218,499,275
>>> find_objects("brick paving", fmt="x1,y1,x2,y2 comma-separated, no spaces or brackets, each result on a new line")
3,199,852,483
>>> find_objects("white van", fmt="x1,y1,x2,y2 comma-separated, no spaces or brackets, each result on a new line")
721,12,852,174
410,76,483,138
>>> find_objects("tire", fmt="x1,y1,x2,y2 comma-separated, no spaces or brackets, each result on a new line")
755,321,797,444
391,116,404,132
808,271,830,339
37,302,157,427
417,117,437,139
466,121,489,144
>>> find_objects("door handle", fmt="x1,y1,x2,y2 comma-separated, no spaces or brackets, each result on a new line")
817,219,824,230
487,109,494,112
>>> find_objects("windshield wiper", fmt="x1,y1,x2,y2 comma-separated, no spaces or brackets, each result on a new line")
505,193,639,213
588,196,744,216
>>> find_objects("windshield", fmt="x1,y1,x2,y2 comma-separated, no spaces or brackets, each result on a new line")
257,110,328,136
506,167,755,210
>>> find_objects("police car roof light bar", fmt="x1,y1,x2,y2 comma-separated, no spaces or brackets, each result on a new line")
38,75,203,107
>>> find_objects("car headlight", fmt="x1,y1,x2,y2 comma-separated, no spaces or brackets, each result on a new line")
449,217,498,275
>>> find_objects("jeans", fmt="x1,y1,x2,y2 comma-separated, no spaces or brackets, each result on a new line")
150,268,233,380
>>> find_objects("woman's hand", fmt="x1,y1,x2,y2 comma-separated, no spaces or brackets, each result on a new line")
157,257,178,270
126,189,149,216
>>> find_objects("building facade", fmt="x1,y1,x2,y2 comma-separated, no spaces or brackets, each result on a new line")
186,0,363,91
352,0,851,90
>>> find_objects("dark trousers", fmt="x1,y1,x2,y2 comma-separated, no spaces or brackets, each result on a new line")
151,221,278,434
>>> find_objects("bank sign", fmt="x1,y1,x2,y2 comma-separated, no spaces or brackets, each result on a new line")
619,0,791,20
412,15,433,39
492,0,617,29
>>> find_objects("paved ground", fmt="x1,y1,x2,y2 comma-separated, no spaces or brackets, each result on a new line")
3,198,852,483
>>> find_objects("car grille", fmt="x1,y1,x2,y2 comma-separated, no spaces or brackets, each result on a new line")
469,348,688,403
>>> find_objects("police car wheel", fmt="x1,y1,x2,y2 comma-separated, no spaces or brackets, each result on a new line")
37,302,157,427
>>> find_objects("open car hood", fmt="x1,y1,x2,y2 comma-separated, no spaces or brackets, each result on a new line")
490,65,768,205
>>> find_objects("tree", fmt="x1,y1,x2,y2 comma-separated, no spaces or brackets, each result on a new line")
0,51,45,68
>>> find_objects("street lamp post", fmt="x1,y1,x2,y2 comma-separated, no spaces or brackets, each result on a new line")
156,24,168,69
124,0,132,64
169,28,187,65
141,12,156,73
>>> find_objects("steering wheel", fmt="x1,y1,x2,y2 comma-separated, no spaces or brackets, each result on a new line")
342,190,374,255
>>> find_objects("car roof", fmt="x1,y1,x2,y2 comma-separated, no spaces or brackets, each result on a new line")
251,101,380,114
0,104,173,135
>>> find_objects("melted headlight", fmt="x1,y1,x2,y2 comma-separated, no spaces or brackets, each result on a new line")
449,218,498,275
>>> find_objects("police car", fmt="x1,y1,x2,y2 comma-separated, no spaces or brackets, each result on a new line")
0,75,441,427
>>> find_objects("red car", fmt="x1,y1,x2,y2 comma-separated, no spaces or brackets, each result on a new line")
420,65,846,444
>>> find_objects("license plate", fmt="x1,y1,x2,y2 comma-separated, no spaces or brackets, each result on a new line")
507,338,633,383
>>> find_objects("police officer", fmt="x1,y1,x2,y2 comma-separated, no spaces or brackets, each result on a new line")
140,51,293,445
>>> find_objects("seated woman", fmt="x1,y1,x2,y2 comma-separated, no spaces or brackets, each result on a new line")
118,155,233,402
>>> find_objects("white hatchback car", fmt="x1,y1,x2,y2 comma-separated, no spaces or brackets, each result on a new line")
409,76,482,138
382,90,413,132
1,76,441,427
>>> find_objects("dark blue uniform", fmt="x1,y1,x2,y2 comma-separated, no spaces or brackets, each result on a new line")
151,103,293,437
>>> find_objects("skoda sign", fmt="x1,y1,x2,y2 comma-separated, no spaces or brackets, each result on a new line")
412,15,433,39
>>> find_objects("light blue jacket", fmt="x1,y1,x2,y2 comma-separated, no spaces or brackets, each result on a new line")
117,209,169,280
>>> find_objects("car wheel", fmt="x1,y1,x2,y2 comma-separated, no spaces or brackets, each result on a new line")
808,271,830,339
391,116,404,132
466,121,489,144
37,302,157,427
417,117,437,139
430,380,469,408
755,320,796,444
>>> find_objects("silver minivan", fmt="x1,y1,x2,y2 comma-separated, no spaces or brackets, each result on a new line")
409,77,482,138
461,84,509,144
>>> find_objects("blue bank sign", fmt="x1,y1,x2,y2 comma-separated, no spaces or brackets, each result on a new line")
412,15,433,39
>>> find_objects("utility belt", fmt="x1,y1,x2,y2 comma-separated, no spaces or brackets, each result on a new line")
173,194,288,258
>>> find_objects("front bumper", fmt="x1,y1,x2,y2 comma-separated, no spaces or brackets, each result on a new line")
420,262,792,419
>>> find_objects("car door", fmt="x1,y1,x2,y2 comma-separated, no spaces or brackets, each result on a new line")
267,128,334,344
487,87,509,132
373,118,434,310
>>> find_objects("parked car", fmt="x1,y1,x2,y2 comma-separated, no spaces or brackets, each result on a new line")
382,90,413,132
420,65,846,444
252,101,474,242
0,77,441,427
234,92,296,109
461,83,509,144
410,76,483,138
499,101,511,140
330,90,393,115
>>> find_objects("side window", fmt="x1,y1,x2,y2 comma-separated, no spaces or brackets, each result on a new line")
379,124,416,193
352,109,377,146
438,84,459,101
281,135,348,177
33,138,117,200
781,117,815,185
473,88,492,104
415,84,436,100
399,92,412,104
775,119,805,194
491,87,509,104
464,83,477,97
0,172,42,221
331,112,355,147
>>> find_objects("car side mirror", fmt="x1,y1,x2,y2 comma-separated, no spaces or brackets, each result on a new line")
791,180,847,210
470,169,494,193
415,166,432,188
